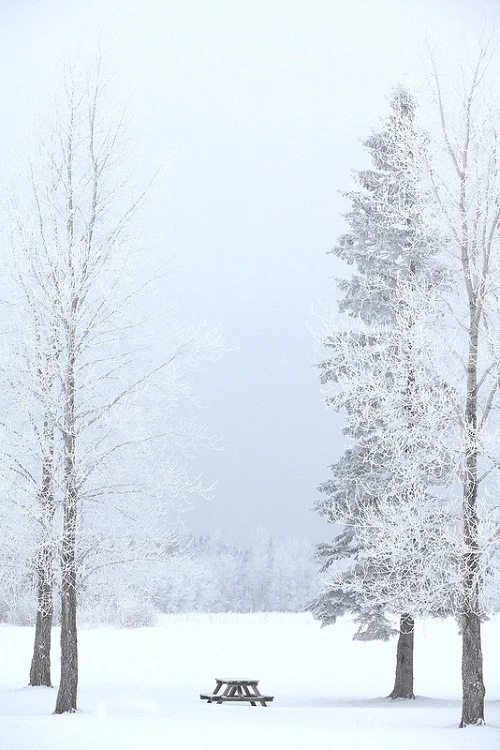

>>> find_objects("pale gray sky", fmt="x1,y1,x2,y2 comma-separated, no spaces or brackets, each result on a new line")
0,0,497,544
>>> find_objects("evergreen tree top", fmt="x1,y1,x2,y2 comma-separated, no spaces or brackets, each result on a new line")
332,86,444,324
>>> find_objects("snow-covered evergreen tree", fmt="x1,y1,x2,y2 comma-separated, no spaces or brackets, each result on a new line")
309,87,453,699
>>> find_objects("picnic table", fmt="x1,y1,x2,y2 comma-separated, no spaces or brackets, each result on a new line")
200,678,274,707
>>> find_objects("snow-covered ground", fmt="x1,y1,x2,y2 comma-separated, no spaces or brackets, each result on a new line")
1,613,499,749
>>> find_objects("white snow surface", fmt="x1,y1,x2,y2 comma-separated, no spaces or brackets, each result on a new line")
1,613,499,749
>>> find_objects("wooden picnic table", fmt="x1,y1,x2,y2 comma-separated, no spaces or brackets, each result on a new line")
200,678,274,707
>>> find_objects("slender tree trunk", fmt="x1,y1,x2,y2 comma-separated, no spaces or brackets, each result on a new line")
54,427,78,712
54,105,79,715
459,319,485,726
389,613,415,699
55,527,78,713
30,416,55,687
388,266,415,701
54,343,78,714
29,545,53,687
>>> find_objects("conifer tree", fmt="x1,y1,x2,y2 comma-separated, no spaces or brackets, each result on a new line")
309,87,451,699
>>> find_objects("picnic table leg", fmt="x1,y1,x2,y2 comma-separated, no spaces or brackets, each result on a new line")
217,684,237,704
205,680,223,703
251,685,268,707
243,685,257,706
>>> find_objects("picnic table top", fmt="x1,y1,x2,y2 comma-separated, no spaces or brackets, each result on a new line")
215,678,259,685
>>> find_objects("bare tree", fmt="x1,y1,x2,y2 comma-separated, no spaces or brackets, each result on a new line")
424,44,500,727
0,217,61,686
3,55,223,713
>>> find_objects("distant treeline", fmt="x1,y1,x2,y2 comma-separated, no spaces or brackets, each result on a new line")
157,527,321,615
1,526,321,627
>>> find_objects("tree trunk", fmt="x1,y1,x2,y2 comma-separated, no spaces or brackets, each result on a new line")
458,316,485,726
30,416,55,688
54,337,78,714
54,467,78,713
459,472,485,727
389,613,415,699
29,545,53,687
460,612,485,726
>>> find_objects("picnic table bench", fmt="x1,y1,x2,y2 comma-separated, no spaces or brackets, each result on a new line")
200,678,274,707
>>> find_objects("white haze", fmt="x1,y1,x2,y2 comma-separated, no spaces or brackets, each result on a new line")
0,0,497,544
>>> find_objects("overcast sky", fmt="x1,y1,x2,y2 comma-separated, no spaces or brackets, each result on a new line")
0,0,497,545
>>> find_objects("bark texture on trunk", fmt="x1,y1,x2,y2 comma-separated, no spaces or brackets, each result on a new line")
54,448,78,714
29,547,53,687
54,115,79,715
459,319,485,726
30,417,55,688
54,562,78,713
460,612,485,726
54,314,78,713
389,613,415,699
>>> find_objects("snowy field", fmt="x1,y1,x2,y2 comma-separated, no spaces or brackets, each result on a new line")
1,613,499,749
